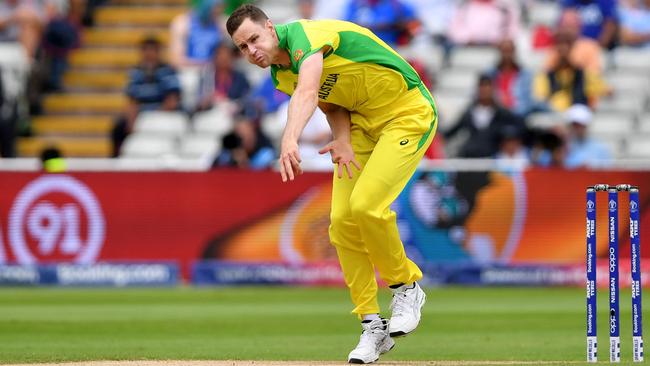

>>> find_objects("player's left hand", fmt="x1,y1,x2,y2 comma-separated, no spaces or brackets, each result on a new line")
318,140,361,179
279,139,303,182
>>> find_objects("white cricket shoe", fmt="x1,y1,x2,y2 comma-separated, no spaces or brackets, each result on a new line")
347,318,395,364
388,282,426,337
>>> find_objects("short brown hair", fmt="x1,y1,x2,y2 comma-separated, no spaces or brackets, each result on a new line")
226,4,269,36
140,36,161,49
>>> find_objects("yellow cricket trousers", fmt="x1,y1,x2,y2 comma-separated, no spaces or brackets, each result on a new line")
329,86,437,316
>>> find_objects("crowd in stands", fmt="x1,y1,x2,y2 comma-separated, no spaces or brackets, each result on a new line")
0,0,85,157
1,0,650,171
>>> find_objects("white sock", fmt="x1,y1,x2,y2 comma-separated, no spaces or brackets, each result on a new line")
362,313,381,322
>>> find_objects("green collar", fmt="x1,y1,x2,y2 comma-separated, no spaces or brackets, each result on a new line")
273,23,294,72
275,23,288,51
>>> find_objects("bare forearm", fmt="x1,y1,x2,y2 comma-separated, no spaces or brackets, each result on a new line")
327,111,351,142
320,103,351,142
123,99,141,133
620,28,650,46
283,88,318,143
161,94,180,111
0,16,12,30
599,20,617,47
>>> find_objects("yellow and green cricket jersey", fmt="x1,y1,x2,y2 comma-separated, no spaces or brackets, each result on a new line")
271,19,437,134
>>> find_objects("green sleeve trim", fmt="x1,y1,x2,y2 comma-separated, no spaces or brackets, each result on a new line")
270,66,280,87
416,83,438,152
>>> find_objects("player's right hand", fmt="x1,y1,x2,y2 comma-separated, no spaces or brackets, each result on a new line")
279,139,303,182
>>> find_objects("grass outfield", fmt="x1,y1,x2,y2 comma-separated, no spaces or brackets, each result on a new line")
0,287,644,364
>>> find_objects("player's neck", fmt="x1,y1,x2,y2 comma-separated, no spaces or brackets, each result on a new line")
274,49,291,69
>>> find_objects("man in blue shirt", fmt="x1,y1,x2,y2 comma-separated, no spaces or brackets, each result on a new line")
564,103,612,169
344,0,417,46
561,0,618,48
619,0,650,48
111,37,181,157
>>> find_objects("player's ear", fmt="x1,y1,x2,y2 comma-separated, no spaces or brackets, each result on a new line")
265,19,274,32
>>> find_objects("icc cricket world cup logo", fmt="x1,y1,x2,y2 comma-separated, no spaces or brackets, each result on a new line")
609,200,617,212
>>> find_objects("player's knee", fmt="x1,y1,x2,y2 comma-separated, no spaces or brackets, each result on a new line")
327,223,341,245
329,209,348,232
349,195,374,221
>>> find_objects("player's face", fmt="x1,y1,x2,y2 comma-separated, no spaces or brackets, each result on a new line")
232,18,279,69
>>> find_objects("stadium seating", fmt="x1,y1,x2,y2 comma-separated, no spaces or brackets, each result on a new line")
612,48,650,71
192,107,234,138
5,0,650,165
596,93,646,116
0,42,30,101
436,70,479,95
178,68,200,112
120,134,176,158
590,112,635,138
626,136,650,159
640,113,650,132
178,134,221,161
133,111,190,137
528,1,561,26
449,47,498,72
433,92,470,131
526,112,562,130
606,71,650,96
599,137,624,159
16,1,187,158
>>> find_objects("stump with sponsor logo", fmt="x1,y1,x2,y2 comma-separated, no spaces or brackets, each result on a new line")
586,184,643,363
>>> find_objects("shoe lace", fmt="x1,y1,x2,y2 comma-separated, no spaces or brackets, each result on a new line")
389,288,416,316
356,320,386,349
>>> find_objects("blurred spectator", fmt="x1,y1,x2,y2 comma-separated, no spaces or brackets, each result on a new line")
81,0,107,26
0,70,17,157
563,103,612,169
619,0,650,48
486,39,537,117
298,0,316,19
197,42,250,112
276,100,332,169
280,0,316,23
244,75,290,119
111,37,181,157
0,0,44,58
40,146,66,173
344,0,419,46
530,128,567,168
313,0,350,20
402,0,455,46
169,0,225,68
495,123,530,173
561,0,618,49
213,118,275,170
544,9,603,74
443,75,523,158
448,0,520,46
534,30,609,112
41,0,80,91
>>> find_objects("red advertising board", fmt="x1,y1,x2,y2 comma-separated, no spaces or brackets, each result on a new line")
0,169,648,282
0,171,330,278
